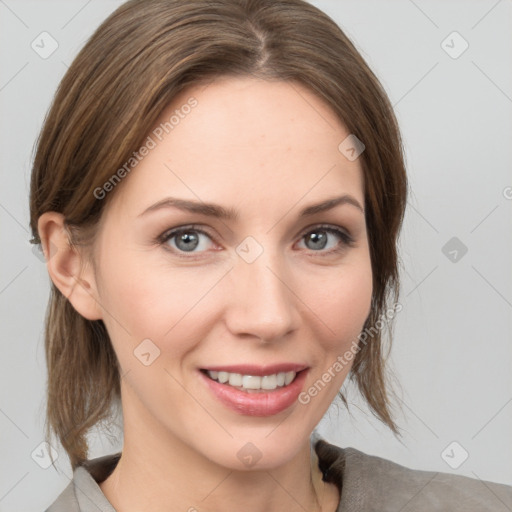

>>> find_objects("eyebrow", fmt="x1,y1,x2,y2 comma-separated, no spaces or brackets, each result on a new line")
137,194,364,220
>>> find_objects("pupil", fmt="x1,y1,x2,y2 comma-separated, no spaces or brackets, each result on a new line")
308,231,327,250
177,232,199,251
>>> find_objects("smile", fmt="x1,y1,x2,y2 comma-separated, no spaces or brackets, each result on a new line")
203,370,297,392
198,367,309,416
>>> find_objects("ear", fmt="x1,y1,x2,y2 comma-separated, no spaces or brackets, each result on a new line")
37,212,103,321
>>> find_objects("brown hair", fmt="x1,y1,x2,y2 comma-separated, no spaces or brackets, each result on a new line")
29,0,407,470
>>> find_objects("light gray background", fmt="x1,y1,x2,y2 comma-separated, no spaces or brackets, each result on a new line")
1,0,511,510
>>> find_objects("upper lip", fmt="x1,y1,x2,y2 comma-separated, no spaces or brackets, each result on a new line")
201,363,308,376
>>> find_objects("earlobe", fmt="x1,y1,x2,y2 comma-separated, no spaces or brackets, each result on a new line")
37,212,103,321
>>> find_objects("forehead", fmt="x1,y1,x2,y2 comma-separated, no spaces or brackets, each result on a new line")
105,77,364,220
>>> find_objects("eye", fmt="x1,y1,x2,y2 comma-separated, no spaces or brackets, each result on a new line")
156,223,354,258
157,225,215,255
297,224,354,254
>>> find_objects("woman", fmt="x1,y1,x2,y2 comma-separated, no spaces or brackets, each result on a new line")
30,0,512,510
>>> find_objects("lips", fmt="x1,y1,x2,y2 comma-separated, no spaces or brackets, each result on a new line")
201,363,308,376
198,364,310,416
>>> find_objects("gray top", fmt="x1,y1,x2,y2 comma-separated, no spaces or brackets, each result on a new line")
45,436,512,511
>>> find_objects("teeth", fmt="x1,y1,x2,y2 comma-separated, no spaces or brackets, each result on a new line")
284,371,295,385
228,373,243,387
243,375,263,389
206,370,297,391
261,375,277,390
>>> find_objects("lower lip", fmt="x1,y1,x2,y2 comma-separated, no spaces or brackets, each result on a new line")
199,369,309,417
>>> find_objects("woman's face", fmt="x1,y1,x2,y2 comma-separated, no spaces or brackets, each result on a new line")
90,76,372,469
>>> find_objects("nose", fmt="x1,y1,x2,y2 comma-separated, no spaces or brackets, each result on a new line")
225,244,300,343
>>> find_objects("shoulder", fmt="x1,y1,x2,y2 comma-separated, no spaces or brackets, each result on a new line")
44,479,79,512
313,437,512,511
45,453,120,512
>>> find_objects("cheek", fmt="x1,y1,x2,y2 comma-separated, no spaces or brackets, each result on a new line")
307,257,373,348
96,234,372,363
296,257,372,412
95,249,226,353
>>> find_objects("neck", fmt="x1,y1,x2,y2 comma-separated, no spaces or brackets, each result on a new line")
100,436,326,512
98,383,339,512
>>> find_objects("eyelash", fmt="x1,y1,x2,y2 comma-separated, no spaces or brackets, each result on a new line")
155,223,355,259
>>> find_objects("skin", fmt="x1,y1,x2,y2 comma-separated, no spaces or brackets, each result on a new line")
39,77,373,512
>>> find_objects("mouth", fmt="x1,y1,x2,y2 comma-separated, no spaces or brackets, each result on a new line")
198,365,310,416
200,368,304,393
